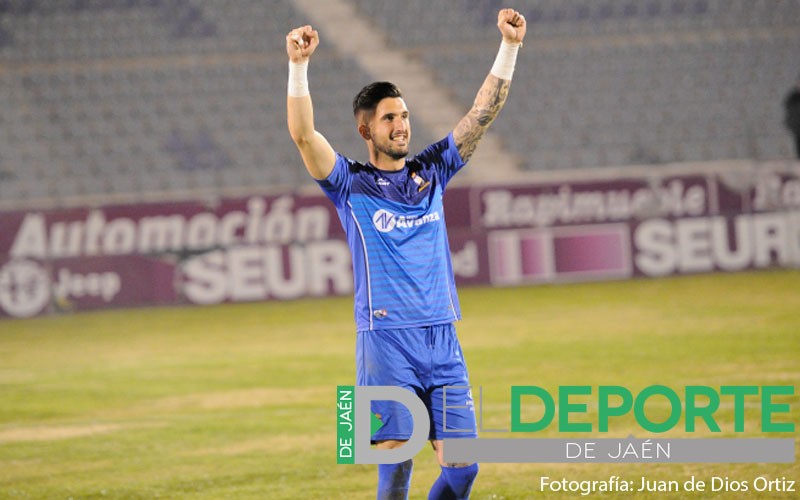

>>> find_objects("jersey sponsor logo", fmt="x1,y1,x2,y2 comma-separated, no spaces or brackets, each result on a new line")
372,209,397,232
377,178,391,187
372,209,441,233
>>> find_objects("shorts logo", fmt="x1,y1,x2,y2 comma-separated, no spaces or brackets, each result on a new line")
372,209,397,233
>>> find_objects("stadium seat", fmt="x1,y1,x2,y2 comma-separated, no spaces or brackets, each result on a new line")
0,0,798,205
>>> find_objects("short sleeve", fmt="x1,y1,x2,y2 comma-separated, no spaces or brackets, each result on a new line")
414,132,466,187
315,153,353,207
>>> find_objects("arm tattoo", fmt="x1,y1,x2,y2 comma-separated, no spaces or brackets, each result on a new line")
454,74,511,162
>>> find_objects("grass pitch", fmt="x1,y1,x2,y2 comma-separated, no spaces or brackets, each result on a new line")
0,270,798,499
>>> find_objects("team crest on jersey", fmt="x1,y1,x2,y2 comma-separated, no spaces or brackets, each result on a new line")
411,172,430,192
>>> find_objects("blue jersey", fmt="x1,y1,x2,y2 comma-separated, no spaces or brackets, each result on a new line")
316,133,466,331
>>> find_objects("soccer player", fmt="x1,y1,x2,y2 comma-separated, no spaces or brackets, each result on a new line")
286,9,526,500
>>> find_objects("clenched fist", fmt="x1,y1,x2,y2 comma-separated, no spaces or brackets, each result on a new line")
497,8,526,44
286,25,319,63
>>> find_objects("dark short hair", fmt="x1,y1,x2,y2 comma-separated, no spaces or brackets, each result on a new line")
352,81,403,117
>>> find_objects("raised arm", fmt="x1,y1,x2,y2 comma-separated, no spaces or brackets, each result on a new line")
453,8,526,162
286,25,336,180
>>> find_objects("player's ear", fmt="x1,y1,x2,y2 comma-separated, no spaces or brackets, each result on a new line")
358,124,371,141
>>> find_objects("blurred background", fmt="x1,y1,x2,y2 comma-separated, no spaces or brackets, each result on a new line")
2,0,799,319
0,0,798,209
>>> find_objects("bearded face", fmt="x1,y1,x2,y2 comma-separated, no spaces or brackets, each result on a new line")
362,97,411,161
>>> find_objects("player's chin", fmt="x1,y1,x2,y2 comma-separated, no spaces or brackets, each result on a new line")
383,142,409,160
388,148,409,160
392,141,408,159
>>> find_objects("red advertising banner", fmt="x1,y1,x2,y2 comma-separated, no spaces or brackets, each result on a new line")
1,162,798,319
459,164,800,285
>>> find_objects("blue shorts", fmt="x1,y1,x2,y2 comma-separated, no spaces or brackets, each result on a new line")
356,323,477,442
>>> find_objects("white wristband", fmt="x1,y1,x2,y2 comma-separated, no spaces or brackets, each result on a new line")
288,60,309,97
490,40,521,81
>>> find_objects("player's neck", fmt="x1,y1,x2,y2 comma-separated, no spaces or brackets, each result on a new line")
369,153,405,172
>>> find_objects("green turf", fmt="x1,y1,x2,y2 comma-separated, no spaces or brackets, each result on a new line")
0,270,798,499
